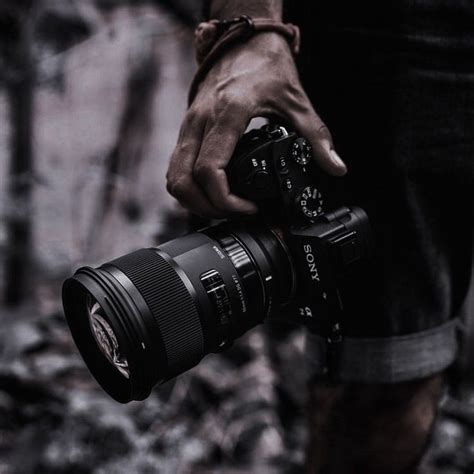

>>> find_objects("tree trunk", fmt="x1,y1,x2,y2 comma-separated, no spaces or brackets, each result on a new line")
4,6,36,306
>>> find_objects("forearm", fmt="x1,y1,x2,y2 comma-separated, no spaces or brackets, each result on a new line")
207,0,283,20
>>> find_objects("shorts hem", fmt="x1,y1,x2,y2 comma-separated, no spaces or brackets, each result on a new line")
305,318,460,383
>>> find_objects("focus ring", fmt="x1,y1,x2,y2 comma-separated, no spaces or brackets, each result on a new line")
107,249,204,376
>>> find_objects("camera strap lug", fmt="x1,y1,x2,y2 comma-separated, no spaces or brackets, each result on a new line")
266,125,289,139
326,322,343,379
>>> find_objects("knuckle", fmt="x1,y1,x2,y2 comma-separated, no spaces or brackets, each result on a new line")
282,81,306,105
184,105,208,128
316,123,333,143
226,98,245,115
286,78,305,97
176,140,193,155
193,163,213,183
188,107,204,124
166,177,188,199
186,105,199,119
227,100,248,118
216,87,234,106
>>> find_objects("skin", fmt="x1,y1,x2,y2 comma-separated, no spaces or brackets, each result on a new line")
166,1,346,218
306,375,443,473
166,1,443,472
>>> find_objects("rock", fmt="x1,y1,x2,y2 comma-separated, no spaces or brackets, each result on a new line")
2,321,45,357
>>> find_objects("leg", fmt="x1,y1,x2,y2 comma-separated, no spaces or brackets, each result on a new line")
305,374,443,474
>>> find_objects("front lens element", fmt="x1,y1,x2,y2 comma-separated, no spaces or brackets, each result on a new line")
87,296,130,379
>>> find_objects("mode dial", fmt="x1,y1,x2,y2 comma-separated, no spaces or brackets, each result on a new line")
291,138,312,165
295,185,324,219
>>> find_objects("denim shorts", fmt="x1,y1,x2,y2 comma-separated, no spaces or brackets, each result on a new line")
287,0,474,382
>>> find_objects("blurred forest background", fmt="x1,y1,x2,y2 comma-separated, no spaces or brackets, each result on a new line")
0,1,473,473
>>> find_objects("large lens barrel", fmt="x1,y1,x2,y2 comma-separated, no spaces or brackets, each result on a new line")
62,222,293,403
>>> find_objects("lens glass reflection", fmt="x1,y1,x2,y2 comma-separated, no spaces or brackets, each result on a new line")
87,296,130,379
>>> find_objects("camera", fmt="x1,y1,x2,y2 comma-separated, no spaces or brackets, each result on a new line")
62,125,373,403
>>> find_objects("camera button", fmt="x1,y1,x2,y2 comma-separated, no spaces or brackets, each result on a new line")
276,156,289,174
284,178,293,192
252,170,271,190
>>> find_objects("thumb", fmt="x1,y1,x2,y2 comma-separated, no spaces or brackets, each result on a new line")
289,101,347,177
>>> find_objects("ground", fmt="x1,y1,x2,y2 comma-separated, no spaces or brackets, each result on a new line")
1,299,474,473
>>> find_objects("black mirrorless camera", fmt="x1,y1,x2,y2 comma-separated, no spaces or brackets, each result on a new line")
62,125,373,403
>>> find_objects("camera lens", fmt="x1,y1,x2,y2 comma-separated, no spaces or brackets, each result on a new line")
62,222,293,403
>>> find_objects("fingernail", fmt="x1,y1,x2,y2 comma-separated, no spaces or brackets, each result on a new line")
330,149,347,172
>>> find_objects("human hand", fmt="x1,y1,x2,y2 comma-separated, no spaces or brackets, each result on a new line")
166,33,347,218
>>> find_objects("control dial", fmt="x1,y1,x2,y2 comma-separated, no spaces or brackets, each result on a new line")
296,185,324,219
291,138,312,165
250,170,271,190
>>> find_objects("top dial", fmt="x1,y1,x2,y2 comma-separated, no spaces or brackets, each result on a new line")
296,185,324,220
291,138,312,165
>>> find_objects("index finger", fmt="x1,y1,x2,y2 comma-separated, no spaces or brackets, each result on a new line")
193,120,258,215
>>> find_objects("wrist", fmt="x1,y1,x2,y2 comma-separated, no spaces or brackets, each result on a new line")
190,15,299,105
246,31,293,56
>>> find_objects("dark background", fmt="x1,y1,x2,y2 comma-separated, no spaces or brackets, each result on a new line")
0,1,473,472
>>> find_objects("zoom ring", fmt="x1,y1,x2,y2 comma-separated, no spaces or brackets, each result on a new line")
108,249,204,376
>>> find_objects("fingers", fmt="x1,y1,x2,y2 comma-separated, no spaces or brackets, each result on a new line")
166,112,225,218
193,120,258,214
167,176,225,218
286,91,347,177
167,107,257,217
167,77,346,220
